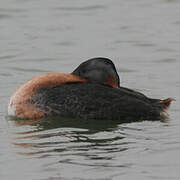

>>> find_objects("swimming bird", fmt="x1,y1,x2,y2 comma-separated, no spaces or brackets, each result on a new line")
8,57,173,121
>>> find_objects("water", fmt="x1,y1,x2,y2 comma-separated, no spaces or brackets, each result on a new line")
0,0,180,179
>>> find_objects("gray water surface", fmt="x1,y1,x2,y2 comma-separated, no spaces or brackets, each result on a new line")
1,0,180,179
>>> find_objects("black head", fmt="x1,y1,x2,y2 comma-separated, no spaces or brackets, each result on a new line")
72,57,120,88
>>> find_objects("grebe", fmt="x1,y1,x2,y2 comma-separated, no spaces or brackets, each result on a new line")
8,57,173,121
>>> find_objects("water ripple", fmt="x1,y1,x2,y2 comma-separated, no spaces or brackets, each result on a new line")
53,5,106,11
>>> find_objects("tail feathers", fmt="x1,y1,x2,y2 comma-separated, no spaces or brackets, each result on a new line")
160,98,174,117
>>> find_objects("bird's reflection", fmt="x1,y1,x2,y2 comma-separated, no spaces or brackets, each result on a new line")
9,116,123,131
7,116,168,168
8,117,129,159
